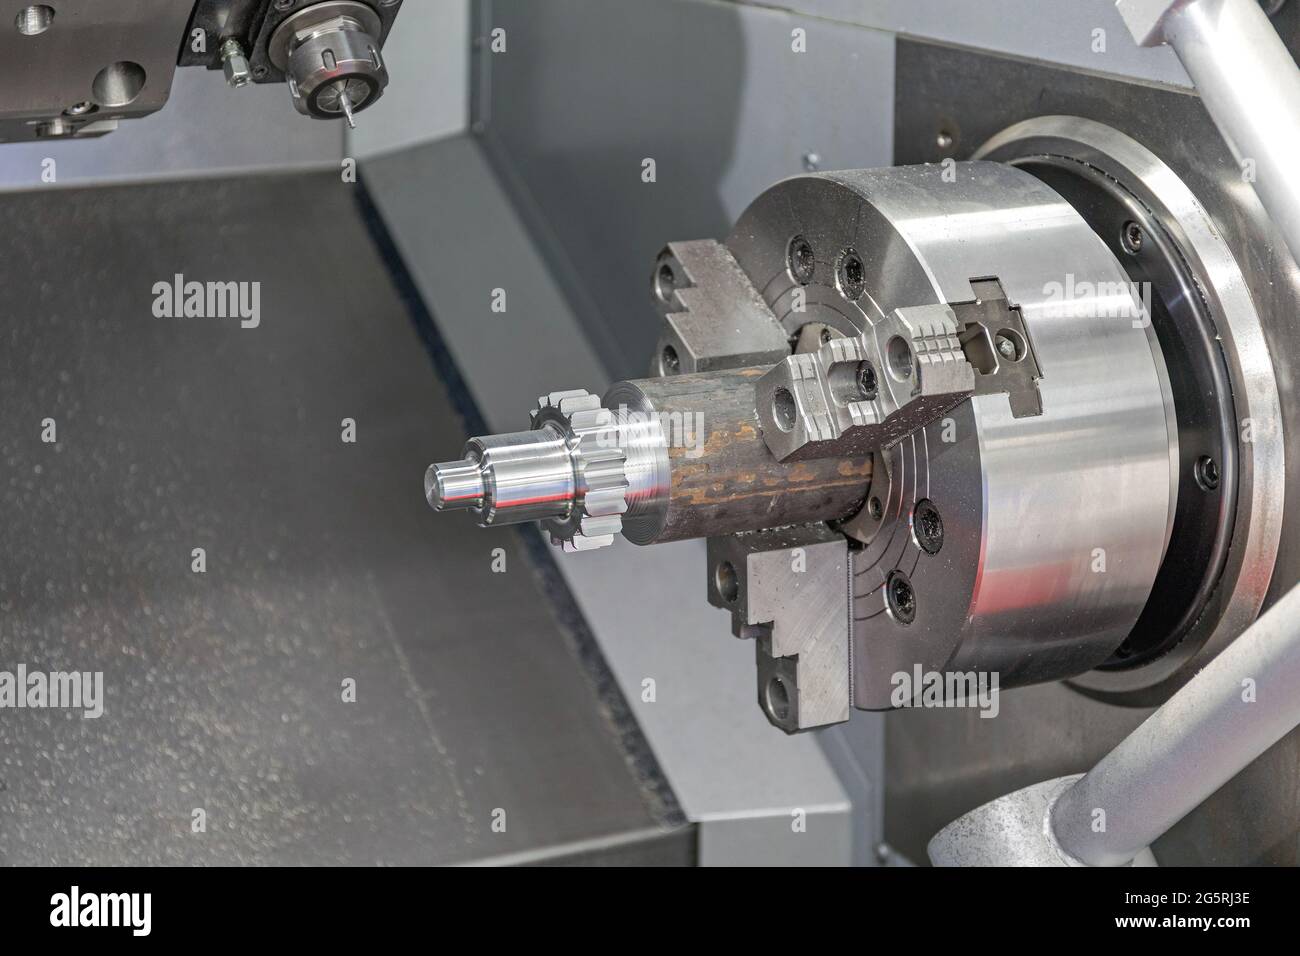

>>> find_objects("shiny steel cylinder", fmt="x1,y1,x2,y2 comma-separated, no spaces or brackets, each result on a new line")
426,457,485,510
426,368,872,545
427,426,575,525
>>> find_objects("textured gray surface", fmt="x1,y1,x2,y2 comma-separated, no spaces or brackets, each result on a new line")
0,171,690,865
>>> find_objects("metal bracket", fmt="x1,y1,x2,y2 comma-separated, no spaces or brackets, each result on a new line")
754,303,975,462
652,240,791,375
707,526,851,733
953,277,1044,418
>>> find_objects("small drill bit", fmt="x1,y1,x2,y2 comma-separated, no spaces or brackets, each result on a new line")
335,80,356,129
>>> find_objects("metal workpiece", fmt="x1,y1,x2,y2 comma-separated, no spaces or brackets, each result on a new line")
708,526,852,733
1118,0,1300,267
609,369,872,545
652,240,791,375
427,389,638,552
932,581,1300,866
426,369,872,552
754,306,975,463
268,2,390,124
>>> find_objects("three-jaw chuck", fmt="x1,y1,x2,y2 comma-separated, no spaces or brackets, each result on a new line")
427,138,1275,736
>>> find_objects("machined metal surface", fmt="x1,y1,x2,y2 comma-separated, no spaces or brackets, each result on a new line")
426,154,1195,749
708,526,851,733
653,240,790,375
428,367,873,551
890,37,1300,866
428,388,637,552
977,116,1283,700
269,3,389,123
725,162,1178,708
267,1,384,71
0,0,193,143
754,308,975,463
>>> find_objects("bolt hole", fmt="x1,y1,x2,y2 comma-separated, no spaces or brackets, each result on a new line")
857,362,878,400
995,328,1027,363
936,129,954,150
829,360,877,405
654,260,677,304
92,61,147,108
911,499,944,555
886,335,914,382
787,235,815,285
886,570,917,625
837,249,866,301
15,5,54,36
1194,455,1221,492
660,344,680,376
765,675,791,722
715,561,739,605
771,387,797,432
867,496,883,521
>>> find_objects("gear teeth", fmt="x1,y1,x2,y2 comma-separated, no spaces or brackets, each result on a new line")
583,487,628,518
560,394,602,415
535,390,601,415
532,389,603,428
578,514,623,537
568,407,615,431
558,533,616,553
538,389,589,408
527,388,631,553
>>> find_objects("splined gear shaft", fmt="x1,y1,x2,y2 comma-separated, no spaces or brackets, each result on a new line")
425,370,872,552
426,390,632,552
